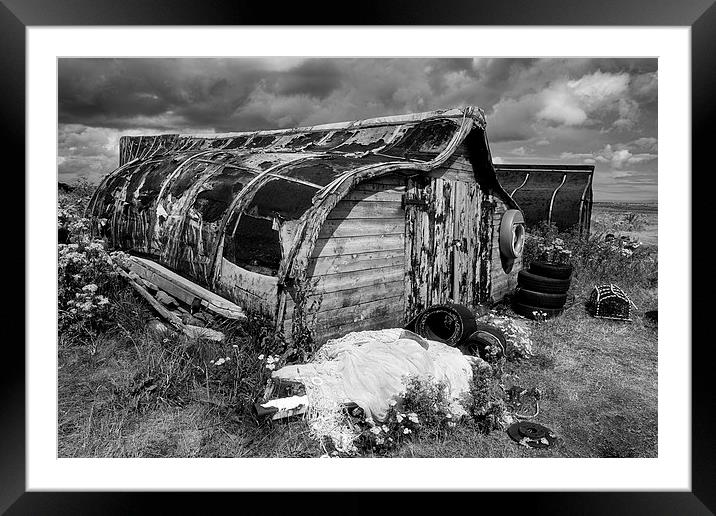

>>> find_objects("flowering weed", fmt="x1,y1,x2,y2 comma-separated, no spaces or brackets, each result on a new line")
354,375,457,454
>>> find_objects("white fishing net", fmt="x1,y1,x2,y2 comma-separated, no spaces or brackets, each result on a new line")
271,328,475,453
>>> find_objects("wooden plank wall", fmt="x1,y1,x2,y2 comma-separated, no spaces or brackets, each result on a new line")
282,174,408,343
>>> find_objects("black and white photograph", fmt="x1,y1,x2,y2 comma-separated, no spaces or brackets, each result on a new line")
56,56,660,459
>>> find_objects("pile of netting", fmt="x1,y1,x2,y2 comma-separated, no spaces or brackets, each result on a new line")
271,328,476,454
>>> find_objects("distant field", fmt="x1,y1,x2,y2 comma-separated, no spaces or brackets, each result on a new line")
591,202,658,246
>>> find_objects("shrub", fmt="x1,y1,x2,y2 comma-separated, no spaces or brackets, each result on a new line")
463,359,511,433
570,232,656,287
58,182,124,337
354,375,457,454
58,236,125,337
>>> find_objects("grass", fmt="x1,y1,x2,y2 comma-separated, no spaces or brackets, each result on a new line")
57,188,658,458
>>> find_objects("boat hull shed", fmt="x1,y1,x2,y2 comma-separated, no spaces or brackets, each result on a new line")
89,107,524,343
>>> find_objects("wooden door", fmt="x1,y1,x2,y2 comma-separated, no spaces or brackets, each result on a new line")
404,177,481,320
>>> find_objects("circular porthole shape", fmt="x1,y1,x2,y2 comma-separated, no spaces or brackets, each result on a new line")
499,209,526,260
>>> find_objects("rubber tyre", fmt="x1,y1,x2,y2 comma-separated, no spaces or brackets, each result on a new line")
517,270,571,294
512,300,563,320
516,288,568,309
529,260,573,280
499,209,526,260
411,303,477,347
460,324,507,362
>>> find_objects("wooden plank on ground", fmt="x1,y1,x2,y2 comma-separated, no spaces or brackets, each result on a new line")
127,256,247,320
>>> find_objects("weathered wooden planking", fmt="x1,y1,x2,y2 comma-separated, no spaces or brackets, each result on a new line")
280,172,409,343
326,201,404,219
477,192,496,302
318,217,404,239
404,176,430,319
352,182,407,194
312,296,405,330
215,258,279,319
312,234,404,257
283,279,406,321
282,296,404,341
404,176,457,315
342,189,404,202
313,265,404,294
310,280,405,312
451,180,482,306
308,251,404,276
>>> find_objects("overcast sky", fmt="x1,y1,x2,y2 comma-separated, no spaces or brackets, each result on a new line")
58,57,657,202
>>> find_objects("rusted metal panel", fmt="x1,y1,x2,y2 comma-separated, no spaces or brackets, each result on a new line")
494,164,594,234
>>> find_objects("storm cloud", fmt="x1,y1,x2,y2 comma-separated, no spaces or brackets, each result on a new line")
58,57,657,201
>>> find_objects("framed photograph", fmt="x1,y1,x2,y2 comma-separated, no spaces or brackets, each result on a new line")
6,0,711,512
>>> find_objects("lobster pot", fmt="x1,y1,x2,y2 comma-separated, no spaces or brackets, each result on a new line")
586,284,634,321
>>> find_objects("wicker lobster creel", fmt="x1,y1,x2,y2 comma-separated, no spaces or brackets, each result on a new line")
586,284,637,321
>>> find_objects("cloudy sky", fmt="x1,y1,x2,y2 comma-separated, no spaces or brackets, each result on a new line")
58,58,657,202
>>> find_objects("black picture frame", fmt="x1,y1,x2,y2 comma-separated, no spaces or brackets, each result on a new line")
4,0,712,513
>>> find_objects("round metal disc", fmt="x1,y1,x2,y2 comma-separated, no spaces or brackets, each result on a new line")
507,422,557,449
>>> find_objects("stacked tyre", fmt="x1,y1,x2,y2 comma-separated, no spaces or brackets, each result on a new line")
513,261,573,320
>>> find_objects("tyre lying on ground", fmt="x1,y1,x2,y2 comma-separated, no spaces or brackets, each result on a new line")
404,303,477,346
458,324,507,362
